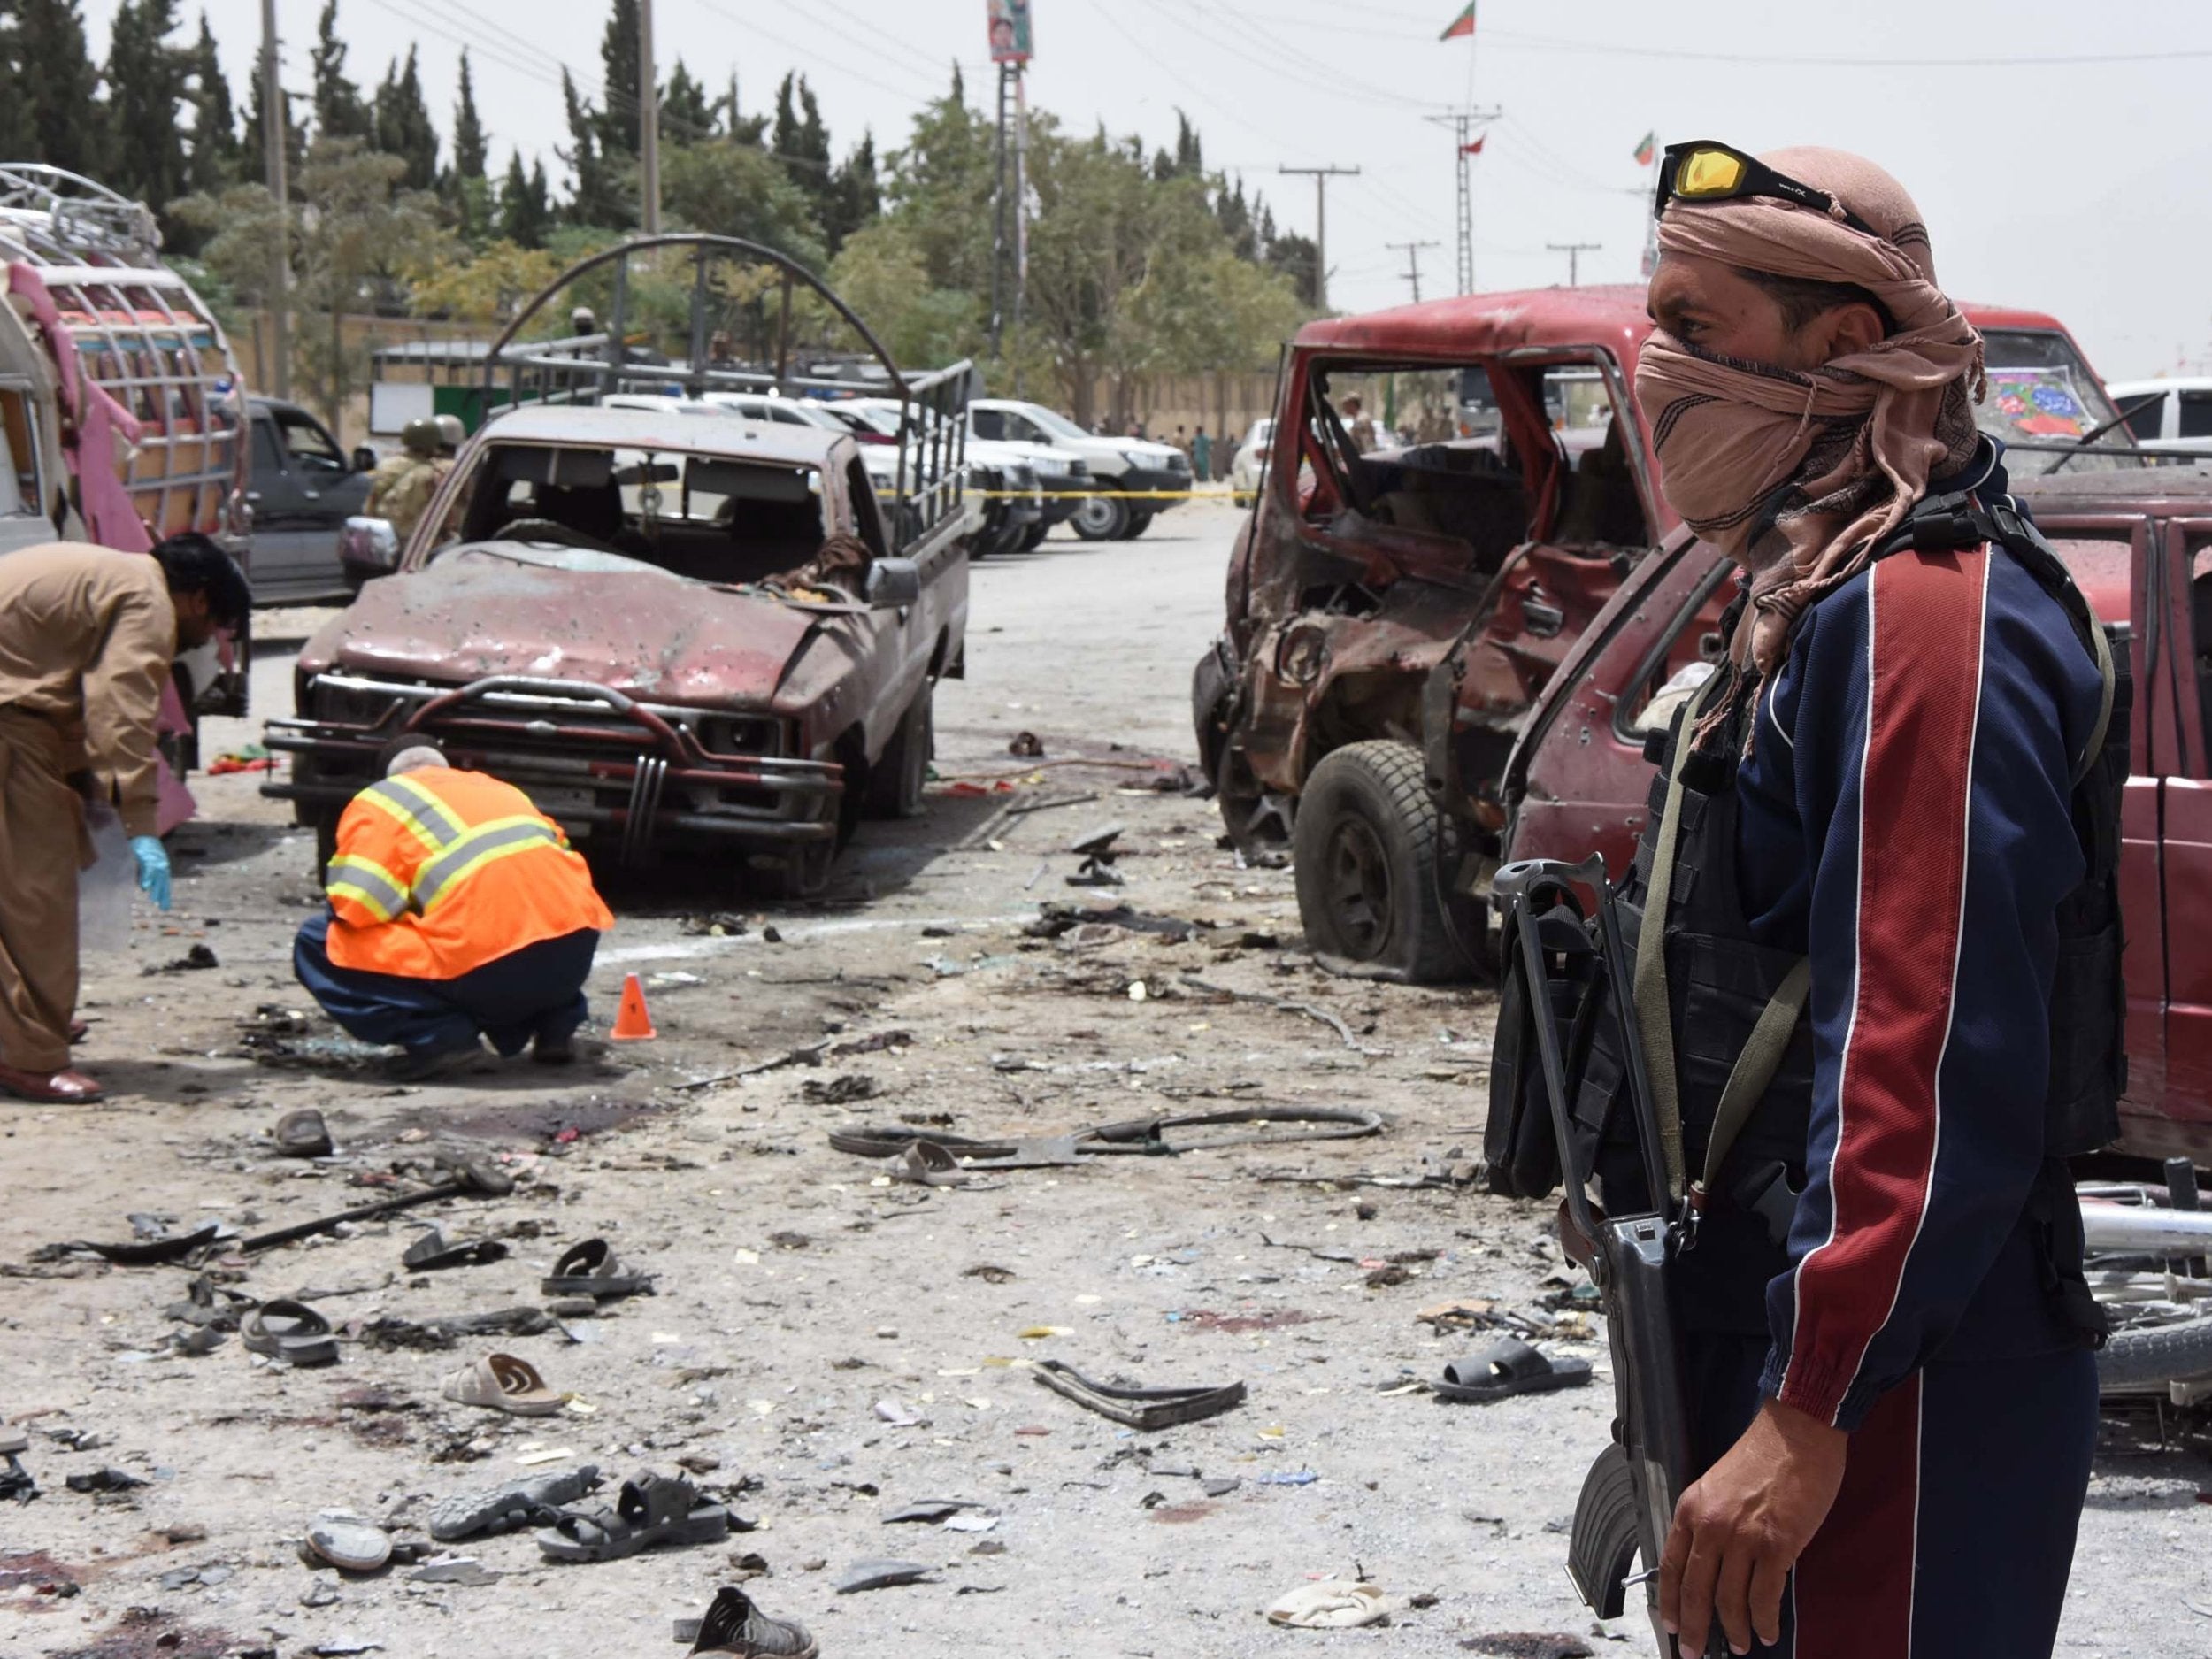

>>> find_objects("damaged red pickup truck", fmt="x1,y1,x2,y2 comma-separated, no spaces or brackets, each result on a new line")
263,237,972,897
1194,285,2140,982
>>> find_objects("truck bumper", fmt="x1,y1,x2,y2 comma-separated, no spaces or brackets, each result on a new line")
263,673,842,864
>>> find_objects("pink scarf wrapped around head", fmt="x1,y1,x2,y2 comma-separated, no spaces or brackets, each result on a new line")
1632,148,1985,678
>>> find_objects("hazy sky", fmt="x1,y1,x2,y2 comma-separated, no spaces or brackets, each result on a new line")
81,0,2212,380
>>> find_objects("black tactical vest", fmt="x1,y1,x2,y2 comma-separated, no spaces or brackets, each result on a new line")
1486,491,2130,1226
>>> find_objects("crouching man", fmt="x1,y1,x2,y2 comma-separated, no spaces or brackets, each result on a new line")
295,744,613,1079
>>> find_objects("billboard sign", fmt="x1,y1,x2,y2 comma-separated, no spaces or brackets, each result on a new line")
988,0,1033,64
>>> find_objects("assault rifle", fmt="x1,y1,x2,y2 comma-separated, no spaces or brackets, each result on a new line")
1492,855,1701,1658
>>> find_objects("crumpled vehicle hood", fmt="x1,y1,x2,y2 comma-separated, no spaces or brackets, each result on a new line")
317,546,826,705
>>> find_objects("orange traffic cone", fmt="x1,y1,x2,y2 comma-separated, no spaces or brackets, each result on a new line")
610,973,657,1041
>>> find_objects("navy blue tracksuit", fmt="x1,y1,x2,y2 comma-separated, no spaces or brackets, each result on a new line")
1688,453,2104,1655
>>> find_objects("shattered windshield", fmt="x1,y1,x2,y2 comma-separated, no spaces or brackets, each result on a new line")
434,442,835,587
1978,329,2146,472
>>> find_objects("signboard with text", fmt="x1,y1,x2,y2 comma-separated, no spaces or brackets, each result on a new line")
988,0,1033,64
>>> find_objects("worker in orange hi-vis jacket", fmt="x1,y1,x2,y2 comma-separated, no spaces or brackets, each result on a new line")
293,743,613,1081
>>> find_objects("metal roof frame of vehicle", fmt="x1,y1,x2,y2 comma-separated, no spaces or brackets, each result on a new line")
0,161,246,543
477,403,853,470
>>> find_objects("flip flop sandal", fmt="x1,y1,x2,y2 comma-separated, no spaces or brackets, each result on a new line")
1433,1337,1593,1403
1029,1358,1247,1430
273,1108,334,1158
826,1125,1019,1161
689,1585,818,1656
403,1227,510,1271
73,1222,220,1265
834,1558,933,1594
0,1424,27,1458
241,1298,340,1367
440,1353,565,1417
541,1238,653,1301
0,1452,33,1502
534,1471,729,1563
305,1510,393,1573
430,1464,603,1542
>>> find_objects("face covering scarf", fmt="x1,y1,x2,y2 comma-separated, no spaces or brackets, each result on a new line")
1632,147,1986,681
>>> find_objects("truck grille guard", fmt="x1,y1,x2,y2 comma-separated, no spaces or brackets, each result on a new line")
265,673,842,862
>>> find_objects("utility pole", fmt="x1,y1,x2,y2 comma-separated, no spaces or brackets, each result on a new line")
1424,108,1499,295
1547,241,1601,287
638,0,661,234
258,0,289,398
1279,164,1359,312
989,65,1008,355
1387,240,1440,305
1011,65,1028,394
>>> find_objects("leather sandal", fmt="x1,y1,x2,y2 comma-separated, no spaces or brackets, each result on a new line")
0,1064,104,1103
690,1585,818,1656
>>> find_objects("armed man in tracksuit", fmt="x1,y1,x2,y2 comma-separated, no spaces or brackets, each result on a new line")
1576,145,2124,1655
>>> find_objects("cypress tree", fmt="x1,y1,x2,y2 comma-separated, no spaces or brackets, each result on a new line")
309,0,369,142
596,0,641,157
14,0,111,179
559,68,622,228
499,148,549,249
373,45,438,190
0,14,33,158
826,131,879,256
105,0,188,210
183,12,236,192
450,50,487,180
239,63,303,191
660,58,711,146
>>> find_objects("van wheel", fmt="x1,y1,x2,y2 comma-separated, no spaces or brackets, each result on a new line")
754,838,834,900
1019,521,1049,551
1071,495,1129,540
863,686,933,819
1119,511,1155,540
1293,740,1481,984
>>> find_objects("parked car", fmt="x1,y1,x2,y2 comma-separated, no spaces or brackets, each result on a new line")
2105,377,2212,459
1228,417,1273,509
265,238,973,899
247,396,374,603
824,399,1060,557
969,398,1189,541
1194,284,2148,983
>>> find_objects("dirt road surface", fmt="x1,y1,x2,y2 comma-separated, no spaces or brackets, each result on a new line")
4,501,2204,1657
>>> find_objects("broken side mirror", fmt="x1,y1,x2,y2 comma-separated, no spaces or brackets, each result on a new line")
351,446,378,473
865,556,922,608
339,515,401,574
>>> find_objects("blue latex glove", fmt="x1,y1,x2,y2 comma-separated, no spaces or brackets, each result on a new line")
130,835,173,911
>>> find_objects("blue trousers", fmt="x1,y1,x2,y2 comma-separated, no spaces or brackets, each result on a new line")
294,911,597,1058
1685,1330,2095,1656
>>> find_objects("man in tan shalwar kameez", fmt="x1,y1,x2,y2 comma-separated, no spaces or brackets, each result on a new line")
0,534,248,1103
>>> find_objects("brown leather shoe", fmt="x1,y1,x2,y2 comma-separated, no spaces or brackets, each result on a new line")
0,1064,104,1103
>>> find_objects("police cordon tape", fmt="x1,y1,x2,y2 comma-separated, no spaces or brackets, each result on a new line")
964,486,1245,500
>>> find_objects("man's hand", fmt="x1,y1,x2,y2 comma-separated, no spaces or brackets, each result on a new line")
1659,1398,1846,1655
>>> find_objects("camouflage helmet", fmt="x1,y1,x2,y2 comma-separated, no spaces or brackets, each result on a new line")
400,417,441,458
433,413,465,455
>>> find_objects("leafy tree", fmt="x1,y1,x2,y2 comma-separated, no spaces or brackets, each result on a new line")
407,237,570,326
12,0,110,178
559,67,626,229
499,150,552,249
596,0,641,157
661,58,712,146
660,138,824,271
1268,232,1320,309
827,219,977,372
174,137,448,437
373,46,438,191
105,0,188,213
183,13,237,194
450,51,488,180
308,0,369,142
879,74,995,303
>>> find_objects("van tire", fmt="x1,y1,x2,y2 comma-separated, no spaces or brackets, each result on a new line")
1292,740,1481,984
1071,495,1129,541
1120,511,1156,540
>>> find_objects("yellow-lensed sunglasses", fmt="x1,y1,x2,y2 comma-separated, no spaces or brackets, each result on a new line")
1654,140,1877,238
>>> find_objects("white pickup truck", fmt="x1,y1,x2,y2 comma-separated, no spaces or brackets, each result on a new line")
968,398,1191,541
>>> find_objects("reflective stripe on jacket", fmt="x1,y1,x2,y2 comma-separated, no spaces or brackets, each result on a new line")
323,766,613,980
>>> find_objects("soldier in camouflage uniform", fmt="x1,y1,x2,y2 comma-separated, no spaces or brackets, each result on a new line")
365,418,450,541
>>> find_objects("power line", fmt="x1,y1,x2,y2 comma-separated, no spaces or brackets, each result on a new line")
1280,164,1359,312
